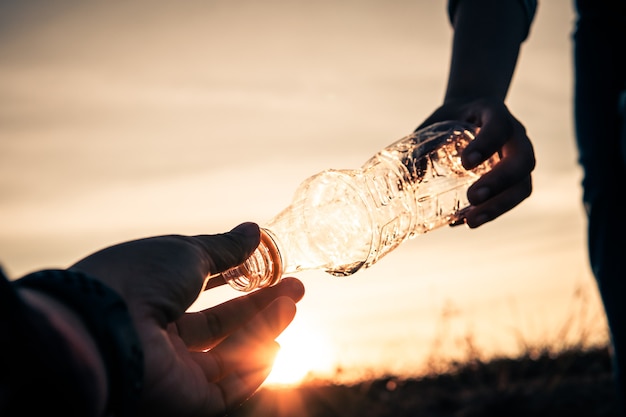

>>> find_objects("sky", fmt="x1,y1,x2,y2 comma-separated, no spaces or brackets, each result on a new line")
0,1,607,384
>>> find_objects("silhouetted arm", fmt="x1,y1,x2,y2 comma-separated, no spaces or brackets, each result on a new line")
419,0,537,228
445,0,533,102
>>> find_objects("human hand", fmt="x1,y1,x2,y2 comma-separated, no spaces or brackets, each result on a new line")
418,98,535,227
70,222,305,417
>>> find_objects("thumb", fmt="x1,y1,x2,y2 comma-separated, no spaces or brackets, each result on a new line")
193,222,261,275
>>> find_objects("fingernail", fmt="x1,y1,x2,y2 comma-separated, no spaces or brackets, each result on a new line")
230,222,259,238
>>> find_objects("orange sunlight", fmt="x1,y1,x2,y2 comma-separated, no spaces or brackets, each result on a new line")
264,316,336,387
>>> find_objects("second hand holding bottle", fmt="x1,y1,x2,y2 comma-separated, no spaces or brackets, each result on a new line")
207,120,499,292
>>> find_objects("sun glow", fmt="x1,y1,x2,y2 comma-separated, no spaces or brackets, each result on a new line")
264,317,336,387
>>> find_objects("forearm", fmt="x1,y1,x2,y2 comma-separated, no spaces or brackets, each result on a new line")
17,289,109,416
445,0,529,102
1,269,143,417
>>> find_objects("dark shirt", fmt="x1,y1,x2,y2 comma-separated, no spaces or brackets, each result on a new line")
0,270,91,416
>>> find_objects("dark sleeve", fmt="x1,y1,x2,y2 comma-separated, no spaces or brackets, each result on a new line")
448,0,538,41
0,270,94,416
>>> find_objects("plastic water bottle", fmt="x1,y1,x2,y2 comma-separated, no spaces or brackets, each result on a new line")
209,121,498,291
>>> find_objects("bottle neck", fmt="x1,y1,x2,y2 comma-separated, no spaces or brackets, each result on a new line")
208,228,283,292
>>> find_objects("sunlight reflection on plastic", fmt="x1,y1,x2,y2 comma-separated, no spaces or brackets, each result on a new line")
208,121,498,292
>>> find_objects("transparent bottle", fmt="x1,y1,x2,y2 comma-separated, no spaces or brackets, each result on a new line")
208,120,498,292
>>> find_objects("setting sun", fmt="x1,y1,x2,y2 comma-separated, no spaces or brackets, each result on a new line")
264,316,336,387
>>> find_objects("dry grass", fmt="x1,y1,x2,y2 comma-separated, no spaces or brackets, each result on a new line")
232,345,616,417
231,284,619,416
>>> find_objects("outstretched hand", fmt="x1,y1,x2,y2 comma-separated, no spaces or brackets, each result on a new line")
418,98,535,228
70,222,305,417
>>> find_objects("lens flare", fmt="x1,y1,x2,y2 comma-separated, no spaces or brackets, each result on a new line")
264,317,335,387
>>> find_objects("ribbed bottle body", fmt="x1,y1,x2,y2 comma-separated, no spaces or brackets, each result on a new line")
217,121,498,291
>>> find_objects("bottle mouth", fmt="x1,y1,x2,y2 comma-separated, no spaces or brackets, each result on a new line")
223,228,283,292
257,229,283,287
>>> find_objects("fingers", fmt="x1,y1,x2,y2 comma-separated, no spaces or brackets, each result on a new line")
464,176,532,227
215,343,279,413
420,98,535,228
466,122,534,209
192,222,261,275
189,296,297,411
176,277,304,351
462,113,535,227
462,106,534,171
68,223,262,311
190,295,297,381
198,342,280,416
206,294,297,378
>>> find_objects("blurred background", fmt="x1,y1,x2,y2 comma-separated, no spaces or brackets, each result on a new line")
0,0,606,385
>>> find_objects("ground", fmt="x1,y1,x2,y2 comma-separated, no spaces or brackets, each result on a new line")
231,346,619,417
